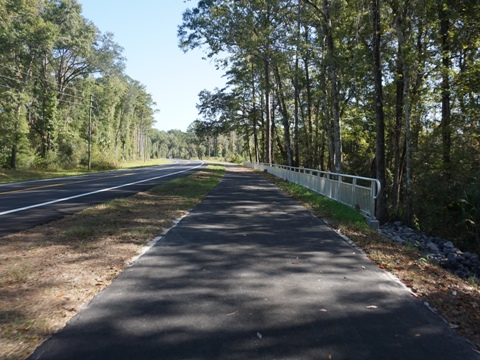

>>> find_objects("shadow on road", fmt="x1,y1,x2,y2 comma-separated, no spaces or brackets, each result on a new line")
28,169,478,360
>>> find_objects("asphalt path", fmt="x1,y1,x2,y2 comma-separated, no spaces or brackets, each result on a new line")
0,160,205,236
28,167,479,360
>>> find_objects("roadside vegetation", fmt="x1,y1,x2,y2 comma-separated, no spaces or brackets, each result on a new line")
0,164,225,360
179,0,480,256
260,171,480,352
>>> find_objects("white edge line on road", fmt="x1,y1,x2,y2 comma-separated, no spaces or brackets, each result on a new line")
0,161,185,187
0,162,204,216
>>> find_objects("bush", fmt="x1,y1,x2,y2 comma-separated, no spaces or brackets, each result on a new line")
227,153,244,164
31,152,61,170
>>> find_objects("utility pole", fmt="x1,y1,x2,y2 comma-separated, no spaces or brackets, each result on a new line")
144,126,147,162
88,94,93,171
141,115,146,163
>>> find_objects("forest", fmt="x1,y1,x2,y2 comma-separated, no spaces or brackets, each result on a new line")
179,0,480,252
0,0,241,171
0,0,160,170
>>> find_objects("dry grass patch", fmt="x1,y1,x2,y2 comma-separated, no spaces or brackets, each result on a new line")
0,165,224,360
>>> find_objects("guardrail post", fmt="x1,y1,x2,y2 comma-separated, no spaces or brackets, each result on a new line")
336,175,341,201
352,178,357,209
370,181,376,219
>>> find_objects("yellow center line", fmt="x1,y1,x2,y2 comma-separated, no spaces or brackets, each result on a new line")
0,173,135,195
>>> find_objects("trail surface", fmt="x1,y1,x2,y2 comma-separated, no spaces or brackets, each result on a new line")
29,167,479,360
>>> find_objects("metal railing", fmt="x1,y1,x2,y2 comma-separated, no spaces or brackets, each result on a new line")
244,162,381,219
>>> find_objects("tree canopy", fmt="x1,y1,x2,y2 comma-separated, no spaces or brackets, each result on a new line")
0,0,156,170
179,0,480,251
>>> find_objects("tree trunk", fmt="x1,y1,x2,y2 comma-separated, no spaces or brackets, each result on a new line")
323,0,342,173
393,0,414,226
293,0,302,167
314,97,323,170
260,89,266,162
439,0,451,176
392,39,404,216
304,44,314,168
264,59,272,164
372,0,388,224
320,43,335,171
251,63,259,163
10,103,23,169
273,65,293,166
294,54,300,167
404,72,414,226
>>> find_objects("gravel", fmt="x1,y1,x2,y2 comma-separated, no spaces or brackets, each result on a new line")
379,221,480,282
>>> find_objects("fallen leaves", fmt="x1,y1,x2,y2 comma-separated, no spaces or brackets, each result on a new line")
262,170,480,352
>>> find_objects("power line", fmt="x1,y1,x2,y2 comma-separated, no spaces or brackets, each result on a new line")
0,84,86,108
0,77,88,102
0,64,88,101
0,83,14,91
1,72,96,109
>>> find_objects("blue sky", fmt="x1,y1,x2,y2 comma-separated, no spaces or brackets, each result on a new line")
78,0,227,132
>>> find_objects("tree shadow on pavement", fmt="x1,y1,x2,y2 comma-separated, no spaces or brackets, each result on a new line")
28,170,479,360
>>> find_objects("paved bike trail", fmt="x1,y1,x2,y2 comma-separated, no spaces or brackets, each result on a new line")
28,167,479,360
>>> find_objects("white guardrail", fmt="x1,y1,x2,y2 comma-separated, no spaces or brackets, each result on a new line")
244,162,381,219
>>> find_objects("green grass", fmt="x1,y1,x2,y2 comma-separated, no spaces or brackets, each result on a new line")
151,164,225,201
0,169,93,184
4,263,32,284
117,158,171,169
262,174,372,234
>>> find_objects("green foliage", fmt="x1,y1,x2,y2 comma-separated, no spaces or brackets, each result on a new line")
151,164,225,203
227,153,245,164
0,0,156,172
179,0,480,251
273,178,371,233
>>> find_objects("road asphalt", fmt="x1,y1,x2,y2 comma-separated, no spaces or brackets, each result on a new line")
28,167,479,360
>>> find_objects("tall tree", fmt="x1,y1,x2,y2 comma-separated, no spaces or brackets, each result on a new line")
372,0,387,223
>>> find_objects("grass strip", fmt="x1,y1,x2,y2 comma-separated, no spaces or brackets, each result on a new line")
268,178,371,233
0,164,224,360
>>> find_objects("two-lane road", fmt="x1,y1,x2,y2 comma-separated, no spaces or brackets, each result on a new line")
0,160,205,236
